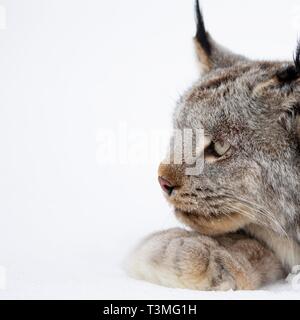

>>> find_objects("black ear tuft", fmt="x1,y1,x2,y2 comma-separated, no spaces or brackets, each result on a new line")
195,0,211,55
276,41,300,83
293,40,300,74
193,1,246,73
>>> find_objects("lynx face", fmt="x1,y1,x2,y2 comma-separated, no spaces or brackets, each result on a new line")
158,3,300,241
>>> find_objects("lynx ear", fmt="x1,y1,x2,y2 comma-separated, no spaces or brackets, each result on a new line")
194,0,247,74
276,42,300,137
276,42,300,83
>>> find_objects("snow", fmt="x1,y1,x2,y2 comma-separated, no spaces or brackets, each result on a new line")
0,239,299,299
0,0,300,299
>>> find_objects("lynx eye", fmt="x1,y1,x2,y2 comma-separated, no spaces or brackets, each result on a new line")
204,139,232,163
213,141,231,157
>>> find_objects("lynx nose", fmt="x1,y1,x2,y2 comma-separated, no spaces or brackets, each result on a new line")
158,176,175,196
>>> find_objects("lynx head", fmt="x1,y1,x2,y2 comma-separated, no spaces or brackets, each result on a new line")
158,1,300,240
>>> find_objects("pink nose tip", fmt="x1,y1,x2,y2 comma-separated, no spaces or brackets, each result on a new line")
158,176,174,196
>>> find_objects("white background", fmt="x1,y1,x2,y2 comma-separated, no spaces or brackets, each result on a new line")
0,0,300,299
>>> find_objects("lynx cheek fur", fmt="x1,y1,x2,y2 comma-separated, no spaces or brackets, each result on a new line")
126,1,300,290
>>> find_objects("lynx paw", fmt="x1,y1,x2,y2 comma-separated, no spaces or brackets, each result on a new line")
127,229,241,290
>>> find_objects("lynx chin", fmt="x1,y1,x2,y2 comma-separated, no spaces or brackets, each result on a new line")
126,1,300,290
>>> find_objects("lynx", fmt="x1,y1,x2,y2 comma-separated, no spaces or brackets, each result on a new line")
126,1,300,290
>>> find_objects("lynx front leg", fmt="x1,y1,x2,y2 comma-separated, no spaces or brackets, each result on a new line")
126,228,284,290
